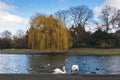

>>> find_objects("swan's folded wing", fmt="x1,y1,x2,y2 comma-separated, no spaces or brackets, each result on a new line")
53,68,63,74
54,68,62,72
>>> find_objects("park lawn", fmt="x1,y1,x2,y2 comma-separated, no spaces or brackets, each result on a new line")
68,48,120,55
0,48,120,55
0,49,62,54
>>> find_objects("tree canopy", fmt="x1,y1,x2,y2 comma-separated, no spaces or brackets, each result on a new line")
28,15,72,51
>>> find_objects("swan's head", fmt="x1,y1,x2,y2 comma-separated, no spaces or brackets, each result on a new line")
63,66,66,69
71,65,79,71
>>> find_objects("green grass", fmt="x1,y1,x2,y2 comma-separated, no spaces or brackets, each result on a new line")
0,49,62,54
68,48,120,55
70,48,97,50
1,48,120,55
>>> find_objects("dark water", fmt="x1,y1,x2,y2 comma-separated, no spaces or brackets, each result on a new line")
0,53,120,74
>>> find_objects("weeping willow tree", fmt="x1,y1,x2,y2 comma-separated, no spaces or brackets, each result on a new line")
28,14,72,51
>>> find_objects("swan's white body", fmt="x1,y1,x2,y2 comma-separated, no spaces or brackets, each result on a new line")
53,66,66,74
71,65,79,73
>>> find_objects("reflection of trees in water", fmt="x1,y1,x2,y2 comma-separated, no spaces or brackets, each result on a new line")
27,54,68,73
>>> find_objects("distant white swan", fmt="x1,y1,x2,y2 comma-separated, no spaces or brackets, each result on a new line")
53,66,66,74
71,65,79,73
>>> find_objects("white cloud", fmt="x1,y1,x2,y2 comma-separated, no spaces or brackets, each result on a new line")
0,1,29,35
97,0,120,9
0,12,28,24
105,0,120,9
0,11,28,33
93,6,103,21
93,0,120,21
0,1,15,11
93,0,120,32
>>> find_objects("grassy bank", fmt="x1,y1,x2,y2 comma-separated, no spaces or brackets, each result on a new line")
67,48,120,55
0,49,62,54
1,48,120,55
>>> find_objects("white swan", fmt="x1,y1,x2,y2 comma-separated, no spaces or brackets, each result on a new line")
53,66,66,74
71,65,79,73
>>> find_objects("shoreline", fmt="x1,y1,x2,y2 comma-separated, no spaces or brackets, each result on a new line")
1,48,120,55
0,74,120,80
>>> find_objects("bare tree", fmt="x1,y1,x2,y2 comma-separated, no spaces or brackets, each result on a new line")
111,9,120,30
0,30,12,39
116,10,120,29
69,5,93,30
99,5,117,33
69,7,78,27
15,29,25,38
55,10,69,25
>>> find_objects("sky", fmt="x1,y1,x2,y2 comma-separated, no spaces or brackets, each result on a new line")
0,0,120,35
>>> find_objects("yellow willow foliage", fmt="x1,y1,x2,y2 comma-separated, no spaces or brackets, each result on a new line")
28,15,72,51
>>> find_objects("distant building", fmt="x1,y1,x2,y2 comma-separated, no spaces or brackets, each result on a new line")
115,30,120,37
69,24,85,42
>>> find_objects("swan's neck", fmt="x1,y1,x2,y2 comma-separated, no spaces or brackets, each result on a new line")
63,67,66,73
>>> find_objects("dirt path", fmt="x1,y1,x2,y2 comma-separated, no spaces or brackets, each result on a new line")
0,74,120,80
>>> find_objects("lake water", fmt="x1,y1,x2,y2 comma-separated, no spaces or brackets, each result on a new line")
0,53,120,74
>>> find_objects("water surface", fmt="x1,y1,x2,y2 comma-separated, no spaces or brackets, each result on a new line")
0,53,120,74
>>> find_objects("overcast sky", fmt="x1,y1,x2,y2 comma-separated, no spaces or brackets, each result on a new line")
0,0,120,34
